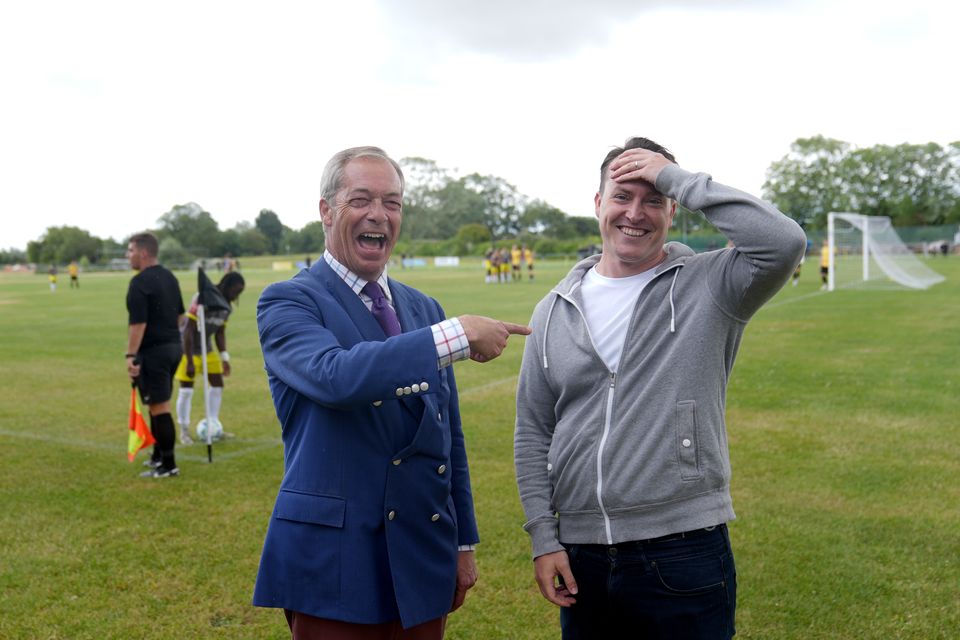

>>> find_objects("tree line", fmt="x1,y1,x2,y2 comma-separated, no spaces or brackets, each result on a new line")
762,136,960,229
9,137,959,265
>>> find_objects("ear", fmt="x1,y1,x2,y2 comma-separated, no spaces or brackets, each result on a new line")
668,199,678,221
594,191,602,219
319,198,334,227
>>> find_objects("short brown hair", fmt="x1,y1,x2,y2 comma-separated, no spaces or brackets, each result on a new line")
599,137,677,193
128,232,159,258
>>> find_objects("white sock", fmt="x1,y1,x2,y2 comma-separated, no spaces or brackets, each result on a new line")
176,387,194,429
209,386,223,422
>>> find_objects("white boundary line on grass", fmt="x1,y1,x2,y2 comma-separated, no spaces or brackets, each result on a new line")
0,377,517,463
0,427,282,463
761,289,829,310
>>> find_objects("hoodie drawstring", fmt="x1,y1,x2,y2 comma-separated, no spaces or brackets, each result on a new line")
668,269,680,333
541,266,680,369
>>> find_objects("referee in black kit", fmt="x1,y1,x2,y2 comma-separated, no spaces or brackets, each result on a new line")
124,232,185,478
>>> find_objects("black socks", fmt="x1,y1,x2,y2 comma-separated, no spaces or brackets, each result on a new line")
150,412,177,469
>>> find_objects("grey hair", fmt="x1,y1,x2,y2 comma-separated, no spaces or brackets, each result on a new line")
319,146,405,205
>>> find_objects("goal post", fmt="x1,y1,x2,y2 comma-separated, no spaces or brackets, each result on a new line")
826,212,946,291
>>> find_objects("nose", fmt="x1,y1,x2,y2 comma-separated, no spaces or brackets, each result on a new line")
624,200,647,221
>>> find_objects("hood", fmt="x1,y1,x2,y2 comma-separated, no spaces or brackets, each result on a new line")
540,242,694,369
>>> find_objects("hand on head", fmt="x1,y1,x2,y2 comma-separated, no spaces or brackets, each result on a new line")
608,149,672,186
458,315,532,363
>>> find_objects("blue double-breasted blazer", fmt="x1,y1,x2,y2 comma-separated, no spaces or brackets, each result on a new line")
252,260,479,628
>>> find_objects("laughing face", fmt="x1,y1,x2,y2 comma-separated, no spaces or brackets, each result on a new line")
320,157,403,281
594,177,677,278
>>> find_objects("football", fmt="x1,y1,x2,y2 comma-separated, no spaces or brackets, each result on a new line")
195,417,224,442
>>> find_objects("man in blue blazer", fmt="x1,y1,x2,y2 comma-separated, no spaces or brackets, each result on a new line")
253,146,530,639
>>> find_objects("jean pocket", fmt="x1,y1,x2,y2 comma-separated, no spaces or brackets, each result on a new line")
651,552,729,593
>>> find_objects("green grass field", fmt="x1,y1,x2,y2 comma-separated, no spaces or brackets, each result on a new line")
1,257,957,639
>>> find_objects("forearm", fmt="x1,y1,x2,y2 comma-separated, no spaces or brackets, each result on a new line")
126,324,146,355
258,292,441,407
182,326,194,356
657,164,806,273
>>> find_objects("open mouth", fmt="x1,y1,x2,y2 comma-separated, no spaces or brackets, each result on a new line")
617,226,648,238
358,232,387,250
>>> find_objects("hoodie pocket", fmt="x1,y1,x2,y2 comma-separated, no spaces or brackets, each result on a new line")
676,401,701,480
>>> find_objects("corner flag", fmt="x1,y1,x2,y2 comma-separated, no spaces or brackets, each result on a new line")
127,385,155,461
198,268,230,313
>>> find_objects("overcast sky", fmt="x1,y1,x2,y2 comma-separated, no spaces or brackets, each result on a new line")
2,0,957,251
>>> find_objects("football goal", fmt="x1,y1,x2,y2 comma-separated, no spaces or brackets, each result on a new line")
826,213,946,291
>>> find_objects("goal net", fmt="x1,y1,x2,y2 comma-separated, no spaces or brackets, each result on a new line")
827,213,945,291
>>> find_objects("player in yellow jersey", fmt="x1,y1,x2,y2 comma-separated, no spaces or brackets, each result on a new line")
820,239,831,290
511,244,522,282
174,272,245,444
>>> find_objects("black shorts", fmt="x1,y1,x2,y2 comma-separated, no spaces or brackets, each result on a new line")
136,342,182,406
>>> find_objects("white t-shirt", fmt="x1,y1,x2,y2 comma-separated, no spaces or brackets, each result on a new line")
581,265,658,372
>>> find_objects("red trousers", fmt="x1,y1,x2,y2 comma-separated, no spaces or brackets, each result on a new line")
284,609,446,640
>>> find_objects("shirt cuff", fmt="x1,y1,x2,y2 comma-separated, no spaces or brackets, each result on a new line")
433,317,470,369
458,544,477,552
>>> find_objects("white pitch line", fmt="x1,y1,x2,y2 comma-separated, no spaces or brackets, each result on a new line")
458,376,518,396
0,378,523,461
0,427,281,462
761,289,828,310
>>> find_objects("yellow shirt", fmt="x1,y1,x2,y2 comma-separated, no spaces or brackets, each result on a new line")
820,246,831,268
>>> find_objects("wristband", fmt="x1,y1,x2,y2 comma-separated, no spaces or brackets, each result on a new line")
125,353,137,358
219,351,230,362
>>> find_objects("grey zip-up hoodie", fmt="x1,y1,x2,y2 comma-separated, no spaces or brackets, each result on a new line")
515,164,806,558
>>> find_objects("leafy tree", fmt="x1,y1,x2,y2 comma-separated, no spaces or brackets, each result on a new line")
428,178,488,239
284,221,325,254
522,200,596,239
461,173,525,239
236,227,271,256
0,247,28,264
450,223,492,255
26,226,104,264
157,202,222,256
764,136,960,228
255,209,287,254
762,136,851,228
399,157,457,242
158,236,191,267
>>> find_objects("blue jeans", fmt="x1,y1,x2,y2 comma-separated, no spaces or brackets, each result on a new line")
560,525,737,639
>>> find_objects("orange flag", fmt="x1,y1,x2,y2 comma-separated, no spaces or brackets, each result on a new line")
127,386,155,461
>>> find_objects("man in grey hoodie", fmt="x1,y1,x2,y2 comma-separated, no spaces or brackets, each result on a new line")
514,137,806,639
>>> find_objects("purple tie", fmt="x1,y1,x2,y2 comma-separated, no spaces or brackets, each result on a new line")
362,281,402,337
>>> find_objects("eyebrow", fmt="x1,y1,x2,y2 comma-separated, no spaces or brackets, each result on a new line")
346,188,402,198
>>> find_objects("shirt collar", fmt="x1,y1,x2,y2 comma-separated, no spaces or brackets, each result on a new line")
323,250,392,303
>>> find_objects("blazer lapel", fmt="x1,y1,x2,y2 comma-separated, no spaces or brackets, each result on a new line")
312,261,385,342
389,281,423,334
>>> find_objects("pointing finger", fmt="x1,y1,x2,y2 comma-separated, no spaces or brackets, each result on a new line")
502,322,532,336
